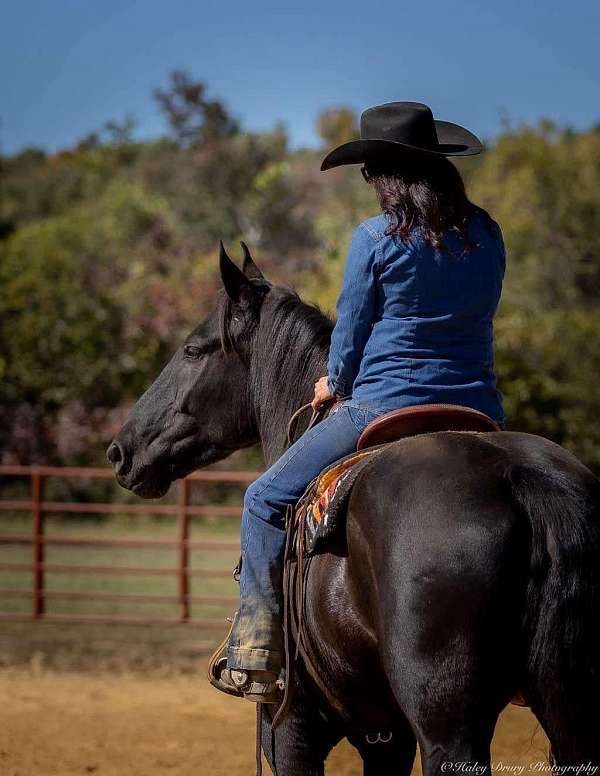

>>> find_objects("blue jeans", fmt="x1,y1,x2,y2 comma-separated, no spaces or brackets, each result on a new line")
226,401,382,672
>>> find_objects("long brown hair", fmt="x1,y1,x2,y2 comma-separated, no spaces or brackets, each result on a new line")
366,154,493,251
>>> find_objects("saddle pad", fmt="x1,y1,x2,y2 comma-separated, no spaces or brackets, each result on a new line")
297,446,386,554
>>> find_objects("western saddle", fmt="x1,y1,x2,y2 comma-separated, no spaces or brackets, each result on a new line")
356,403,501,450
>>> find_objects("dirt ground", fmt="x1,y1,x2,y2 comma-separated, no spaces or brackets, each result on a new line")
0,666,549,776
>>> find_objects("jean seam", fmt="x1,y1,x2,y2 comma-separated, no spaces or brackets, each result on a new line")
245,510,285,536
347,407,366,434
347,405,380,434
240,504,286,557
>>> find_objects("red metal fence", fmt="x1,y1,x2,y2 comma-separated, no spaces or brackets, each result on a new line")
0,464,260,627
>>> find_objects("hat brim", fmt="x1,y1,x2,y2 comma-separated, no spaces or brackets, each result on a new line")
320,120,483,171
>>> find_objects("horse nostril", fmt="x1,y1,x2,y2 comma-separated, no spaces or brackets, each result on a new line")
106,441,124,471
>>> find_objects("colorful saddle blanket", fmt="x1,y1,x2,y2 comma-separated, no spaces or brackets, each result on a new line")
296,445,386,554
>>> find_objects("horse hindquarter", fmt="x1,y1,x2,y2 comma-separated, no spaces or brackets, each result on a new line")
346,434,529,775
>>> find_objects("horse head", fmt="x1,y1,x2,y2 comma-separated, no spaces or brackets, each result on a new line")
107,242,270,498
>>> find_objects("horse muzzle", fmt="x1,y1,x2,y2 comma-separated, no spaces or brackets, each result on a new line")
106,434,172,499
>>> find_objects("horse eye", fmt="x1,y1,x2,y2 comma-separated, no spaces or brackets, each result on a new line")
183,344,203,360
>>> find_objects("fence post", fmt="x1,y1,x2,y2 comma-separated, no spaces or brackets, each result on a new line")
31,469,45,619
178,478,190,621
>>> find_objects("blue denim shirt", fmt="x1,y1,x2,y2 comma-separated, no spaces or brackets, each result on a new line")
326,210,506,425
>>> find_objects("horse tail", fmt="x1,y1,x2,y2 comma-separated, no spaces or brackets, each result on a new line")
506,461,600,765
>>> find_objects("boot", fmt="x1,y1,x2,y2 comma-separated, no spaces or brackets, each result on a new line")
207,616,283,704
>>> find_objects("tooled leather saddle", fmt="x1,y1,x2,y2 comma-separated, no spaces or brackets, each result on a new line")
357,402,500,449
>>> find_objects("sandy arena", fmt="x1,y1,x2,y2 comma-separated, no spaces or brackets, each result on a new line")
0,665,549,776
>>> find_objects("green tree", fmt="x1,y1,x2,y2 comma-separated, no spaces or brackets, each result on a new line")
154,70,239,147
2,85,599,474
469,121,600,469
0,181,189,462
316,106,359,148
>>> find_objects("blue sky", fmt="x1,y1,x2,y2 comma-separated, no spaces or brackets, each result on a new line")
2,0,599,155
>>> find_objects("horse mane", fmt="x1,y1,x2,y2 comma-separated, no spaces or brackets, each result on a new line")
218,284,334,463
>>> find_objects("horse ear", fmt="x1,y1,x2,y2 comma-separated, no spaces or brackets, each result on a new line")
219,241,252,303
240,241,264,280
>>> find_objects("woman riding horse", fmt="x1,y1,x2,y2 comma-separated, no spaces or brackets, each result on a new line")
212,101,506,702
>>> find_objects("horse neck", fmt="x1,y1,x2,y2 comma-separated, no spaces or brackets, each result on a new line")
249,290,332,467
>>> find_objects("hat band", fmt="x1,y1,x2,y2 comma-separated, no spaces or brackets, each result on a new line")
363,126,439,149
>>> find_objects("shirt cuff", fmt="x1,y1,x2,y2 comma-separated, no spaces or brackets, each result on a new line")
327,374,351,398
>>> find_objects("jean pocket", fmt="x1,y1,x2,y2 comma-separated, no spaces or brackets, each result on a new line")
346,405,377,434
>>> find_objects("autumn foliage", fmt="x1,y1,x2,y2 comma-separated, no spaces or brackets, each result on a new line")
1,73,599,472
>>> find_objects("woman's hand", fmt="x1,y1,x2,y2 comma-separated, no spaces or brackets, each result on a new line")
311,376,332,411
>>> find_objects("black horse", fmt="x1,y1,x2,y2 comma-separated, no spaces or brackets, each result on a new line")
108,243,600,775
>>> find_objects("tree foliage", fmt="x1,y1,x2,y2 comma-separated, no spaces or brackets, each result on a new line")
1,81,599,472
316,106,359,148
467,122,600,468
154,70,239,147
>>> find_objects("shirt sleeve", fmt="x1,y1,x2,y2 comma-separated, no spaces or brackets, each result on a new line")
327,225,379,398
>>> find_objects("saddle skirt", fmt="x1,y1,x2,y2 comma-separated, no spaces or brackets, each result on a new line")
296,446,385,554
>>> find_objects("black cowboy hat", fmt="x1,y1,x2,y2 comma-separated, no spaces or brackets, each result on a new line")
320,101,483,171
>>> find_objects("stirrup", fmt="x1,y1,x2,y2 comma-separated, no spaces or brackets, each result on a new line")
207,614,244,698
210,660,282,704
207,614,284,704
229,669,283,704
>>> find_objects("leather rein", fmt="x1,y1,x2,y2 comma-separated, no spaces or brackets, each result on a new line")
286,400,326,446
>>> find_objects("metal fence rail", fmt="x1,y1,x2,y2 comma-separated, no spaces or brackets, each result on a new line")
0,464,260,626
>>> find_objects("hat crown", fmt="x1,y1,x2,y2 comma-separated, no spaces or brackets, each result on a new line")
360,102,439,150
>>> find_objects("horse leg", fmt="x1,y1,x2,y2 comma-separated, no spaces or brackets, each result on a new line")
380,582,516,776
381,603,515,776
413,717,496,776
347,717,417,776
385,653,504,776
260,691,343,776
